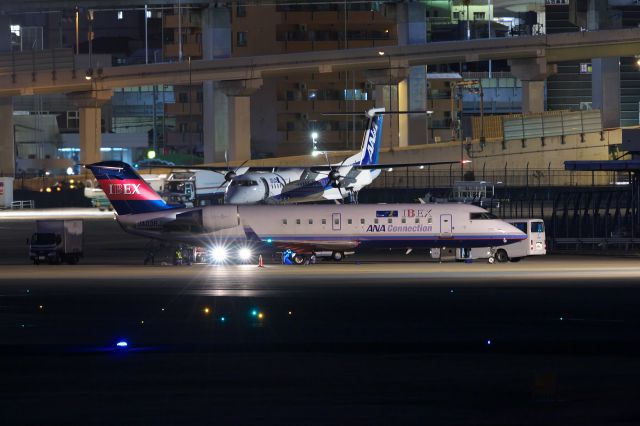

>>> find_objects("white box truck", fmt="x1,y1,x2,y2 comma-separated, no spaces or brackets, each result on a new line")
29,220,83,264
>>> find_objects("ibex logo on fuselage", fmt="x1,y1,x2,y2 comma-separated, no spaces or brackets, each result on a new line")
108,183,141,195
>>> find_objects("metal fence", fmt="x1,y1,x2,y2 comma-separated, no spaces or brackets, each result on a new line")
369,167,630,189
503,110,602,141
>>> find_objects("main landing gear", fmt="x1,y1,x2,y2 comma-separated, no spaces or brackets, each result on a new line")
283,250,344,265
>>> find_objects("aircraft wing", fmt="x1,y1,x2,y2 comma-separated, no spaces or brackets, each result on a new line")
243,225,359,254
308,160,463,172
350,160,463,170
158,160,462,174
161,165,277,173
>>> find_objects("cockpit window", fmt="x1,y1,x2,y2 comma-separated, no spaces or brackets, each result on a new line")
512,222,527,233
31,233,57,245
470,212,497,220
231,179,258,187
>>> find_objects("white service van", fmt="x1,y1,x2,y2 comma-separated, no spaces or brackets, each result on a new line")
457,218,546,263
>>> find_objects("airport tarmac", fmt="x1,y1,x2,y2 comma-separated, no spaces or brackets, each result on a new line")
2,258,640,287
2,216,640,425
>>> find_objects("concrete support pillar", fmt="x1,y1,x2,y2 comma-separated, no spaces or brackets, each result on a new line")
0,97,14,176
202,81,216,161
398,79,409,147
592,57,620,128
202,6,231,60
396,2,428,146
403,66,428,146
0,15,11,53
78,106,102,165
373,85,398,149
215,79,263,162
69,90,112,165
397,3,427,46
509,57,556,114
367,67,406,149
521,81,546,114
202,6,231,163
586,0,621,128
228,97,251,161
78,102,108,165
0,18,14,176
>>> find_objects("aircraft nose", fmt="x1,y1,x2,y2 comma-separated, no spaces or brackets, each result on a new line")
225,187,261,204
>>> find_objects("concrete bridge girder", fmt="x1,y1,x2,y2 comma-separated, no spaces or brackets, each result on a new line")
508,57,557,82
2,28,640,166
2,28,640,98
215,78,263,97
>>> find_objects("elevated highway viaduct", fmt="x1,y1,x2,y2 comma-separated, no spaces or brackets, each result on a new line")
1,27,639,173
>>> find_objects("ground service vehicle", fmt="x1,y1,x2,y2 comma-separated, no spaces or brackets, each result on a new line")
29,220,83,264
457,218,546,263
163,170,227,206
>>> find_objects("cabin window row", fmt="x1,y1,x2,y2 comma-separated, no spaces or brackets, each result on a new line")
281,217,432,225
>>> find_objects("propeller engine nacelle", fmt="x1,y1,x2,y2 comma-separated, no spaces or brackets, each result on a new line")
328,169,342,188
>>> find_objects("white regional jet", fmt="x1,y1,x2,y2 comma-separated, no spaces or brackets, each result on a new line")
86,161,526,263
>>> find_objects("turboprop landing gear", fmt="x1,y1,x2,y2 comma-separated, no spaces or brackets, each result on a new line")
348,191,359,204
487,247,497,264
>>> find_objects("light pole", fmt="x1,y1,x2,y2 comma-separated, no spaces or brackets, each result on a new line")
425,110,434,144
454,79,485,146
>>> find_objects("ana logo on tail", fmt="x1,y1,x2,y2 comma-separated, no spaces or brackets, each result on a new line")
366,121,378,161
360,113,383,166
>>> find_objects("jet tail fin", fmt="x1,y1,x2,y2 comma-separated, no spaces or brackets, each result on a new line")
358,108,385,166
86,161,174,215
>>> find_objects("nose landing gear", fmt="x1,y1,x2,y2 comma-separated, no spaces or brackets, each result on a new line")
486,247,510,264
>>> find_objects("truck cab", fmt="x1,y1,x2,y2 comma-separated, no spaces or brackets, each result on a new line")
29,220,83,265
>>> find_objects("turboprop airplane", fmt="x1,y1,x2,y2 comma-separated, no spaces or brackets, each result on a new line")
94,109,458,207
223,108,457,204
224,108,387,204
86,161,526,263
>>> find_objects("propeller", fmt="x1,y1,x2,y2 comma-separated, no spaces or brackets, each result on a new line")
328,169,342,187
317,156,349,198
215,152,250,189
